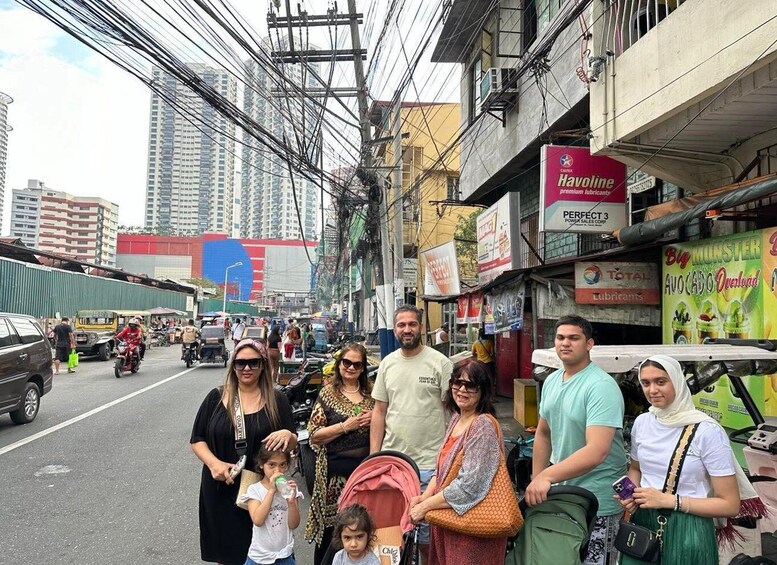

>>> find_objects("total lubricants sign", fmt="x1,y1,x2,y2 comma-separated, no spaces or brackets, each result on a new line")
662,230,764,428
539,145,627,233
575,262,659,305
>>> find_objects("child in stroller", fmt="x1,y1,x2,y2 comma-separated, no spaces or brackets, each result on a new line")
321,450,421,565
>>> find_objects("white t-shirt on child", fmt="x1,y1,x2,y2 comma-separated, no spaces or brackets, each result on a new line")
630,415,736,498
240,482,302,563
331,549,381,565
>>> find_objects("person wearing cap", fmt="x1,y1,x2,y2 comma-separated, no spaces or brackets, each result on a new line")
115,317,145,361
191,339,297,565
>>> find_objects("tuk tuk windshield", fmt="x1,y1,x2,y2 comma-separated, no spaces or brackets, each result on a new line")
201,326,225,340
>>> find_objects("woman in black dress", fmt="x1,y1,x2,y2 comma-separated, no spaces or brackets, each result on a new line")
191,339,297,565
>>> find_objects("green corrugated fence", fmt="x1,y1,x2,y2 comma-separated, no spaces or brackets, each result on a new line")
200,297,259,316
0,257,191,318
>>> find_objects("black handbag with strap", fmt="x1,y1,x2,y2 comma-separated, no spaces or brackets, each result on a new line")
614,423,700,562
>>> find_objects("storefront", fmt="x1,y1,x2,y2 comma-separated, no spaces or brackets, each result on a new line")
661,228,777,428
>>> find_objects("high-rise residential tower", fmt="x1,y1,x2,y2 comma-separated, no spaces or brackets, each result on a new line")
240,45,320,240
144,64,237,235
0,92,12,235
10,179,119,265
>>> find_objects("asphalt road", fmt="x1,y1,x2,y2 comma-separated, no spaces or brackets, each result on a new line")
0,344,315,565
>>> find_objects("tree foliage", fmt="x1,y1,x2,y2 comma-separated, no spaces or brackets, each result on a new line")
454,210,479,280
185,276,223,298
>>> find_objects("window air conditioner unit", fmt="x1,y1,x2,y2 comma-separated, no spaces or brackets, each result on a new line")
480,67,519,111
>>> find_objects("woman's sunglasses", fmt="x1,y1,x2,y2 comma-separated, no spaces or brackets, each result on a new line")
449,378,479,393
340,358,364,371
234,358,261,370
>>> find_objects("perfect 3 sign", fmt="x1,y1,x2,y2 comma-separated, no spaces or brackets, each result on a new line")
539,145,627,233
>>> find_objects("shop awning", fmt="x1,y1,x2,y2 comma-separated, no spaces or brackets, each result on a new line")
420,270,526,303
615,173,777,245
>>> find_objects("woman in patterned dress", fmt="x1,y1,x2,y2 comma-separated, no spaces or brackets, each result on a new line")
304,343,375,565
409,360,505,565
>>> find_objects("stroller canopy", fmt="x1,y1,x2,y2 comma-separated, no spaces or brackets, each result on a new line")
338,451,421,534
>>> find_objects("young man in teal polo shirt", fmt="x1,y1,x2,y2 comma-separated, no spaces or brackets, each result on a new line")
525,314,627,565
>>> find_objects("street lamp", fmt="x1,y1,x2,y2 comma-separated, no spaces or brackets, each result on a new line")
223,261,243,313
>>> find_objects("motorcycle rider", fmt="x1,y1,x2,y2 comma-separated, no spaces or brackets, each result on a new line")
181,319,201,360
115,317,145,362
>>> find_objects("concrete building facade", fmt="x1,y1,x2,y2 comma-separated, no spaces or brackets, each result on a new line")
144,64,237,235
116,233,316,302
370,101,478,332
240,47,319,241
589,0,777,195
10,179,119,266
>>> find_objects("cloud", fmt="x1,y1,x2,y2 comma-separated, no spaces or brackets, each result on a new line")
0,4,149,231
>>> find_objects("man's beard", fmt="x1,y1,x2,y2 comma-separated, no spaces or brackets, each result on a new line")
398,333,421,350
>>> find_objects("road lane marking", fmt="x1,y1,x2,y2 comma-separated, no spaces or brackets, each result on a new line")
0,366,200,457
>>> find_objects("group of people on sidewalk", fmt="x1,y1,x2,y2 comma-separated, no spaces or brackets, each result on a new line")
188,309,763,565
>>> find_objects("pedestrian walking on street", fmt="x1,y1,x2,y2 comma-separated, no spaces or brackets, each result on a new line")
471,328,495,388
525,314,627,565
52,316,75,374
190,339,298,565
233,317,246,348
370,304,453,564
305,343,374,564
267,326,282,383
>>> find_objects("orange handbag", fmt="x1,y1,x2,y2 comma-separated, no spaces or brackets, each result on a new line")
425,414,523,538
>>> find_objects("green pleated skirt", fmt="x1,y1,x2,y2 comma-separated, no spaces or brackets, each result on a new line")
619,509,717,565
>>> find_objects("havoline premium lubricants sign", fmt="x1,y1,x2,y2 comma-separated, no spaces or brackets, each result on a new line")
539,145,627,234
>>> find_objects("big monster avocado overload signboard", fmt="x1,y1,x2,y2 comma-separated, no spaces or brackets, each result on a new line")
661,229,777,427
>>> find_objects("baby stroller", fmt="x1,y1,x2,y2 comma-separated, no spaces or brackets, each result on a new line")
507,485,599,564
322,450,421,565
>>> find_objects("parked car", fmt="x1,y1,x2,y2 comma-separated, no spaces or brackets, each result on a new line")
0,313,53,424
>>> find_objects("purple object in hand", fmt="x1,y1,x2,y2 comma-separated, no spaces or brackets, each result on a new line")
612,475,637,500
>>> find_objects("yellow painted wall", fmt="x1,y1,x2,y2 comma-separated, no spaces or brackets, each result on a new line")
381,102,479,333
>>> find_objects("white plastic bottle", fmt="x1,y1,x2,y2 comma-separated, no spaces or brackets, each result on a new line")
274,476,294,500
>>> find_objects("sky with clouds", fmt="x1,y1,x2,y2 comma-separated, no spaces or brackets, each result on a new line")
0,0,456,235
0,0,150,231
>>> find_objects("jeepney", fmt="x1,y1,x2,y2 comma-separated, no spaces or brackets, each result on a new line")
74,310,151,360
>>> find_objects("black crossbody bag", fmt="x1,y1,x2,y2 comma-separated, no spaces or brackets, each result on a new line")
614,423,700,562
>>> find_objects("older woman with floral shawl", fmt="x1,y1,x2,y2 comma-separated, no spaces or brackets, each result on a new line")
617,355,766,564
304,343,374,565
409,360,505,565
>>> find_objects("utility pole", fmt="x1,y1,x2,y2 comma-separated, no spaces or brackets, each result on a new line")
347,0,395,356
392,91,404,311
268,0,395,356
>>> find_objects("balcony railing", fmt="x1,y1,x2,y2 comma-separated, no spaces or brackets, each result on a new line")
605,0,687,55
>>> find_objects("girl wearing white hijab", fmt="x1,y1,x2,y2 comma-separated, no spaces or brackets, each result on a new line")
617,355,765,564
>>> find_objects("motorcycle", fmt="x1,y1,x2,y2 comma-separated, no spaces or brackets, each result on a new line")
182,342,198,368
114,340,141,378
283,362,321,496
150,328,169,348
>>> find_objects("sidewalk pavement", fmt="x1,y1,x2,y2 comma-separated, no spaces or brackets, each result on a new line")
495,395,525,441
